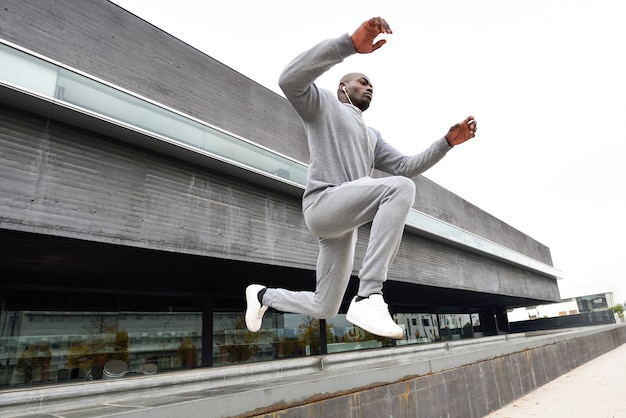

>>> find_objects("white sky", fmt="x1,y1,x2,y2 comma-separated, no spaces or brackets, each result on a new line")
111,0,626,304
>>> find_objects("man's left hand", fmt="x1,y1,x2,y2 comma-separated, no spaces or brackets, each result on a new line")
445,116,477,146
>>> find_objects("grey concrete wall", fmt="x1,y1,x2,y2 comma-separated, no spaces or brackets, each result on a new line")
0,0,552,266
0,105,316,271
260,327,626,418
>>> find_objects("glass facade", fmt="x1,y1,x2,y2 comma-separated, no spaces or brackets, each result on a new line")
0,305,482,388
213,312,401,365
211,311,483,368
0,310,202,386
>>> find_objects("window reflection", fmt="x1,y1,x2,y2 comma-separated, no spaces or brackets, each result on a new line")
0,310,202,388
213,312,310,364
393,312,480,345
0,306,484,388
395,313,441,344
211,311,481,364
212,312,399,365
437,313,476,341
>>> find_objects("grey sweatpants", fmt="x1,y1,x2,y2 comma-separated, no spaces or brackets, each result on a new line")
263,176,416,319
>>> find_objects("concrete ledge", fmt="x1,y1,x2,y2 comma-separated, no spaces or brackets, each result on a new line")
1,325,625,417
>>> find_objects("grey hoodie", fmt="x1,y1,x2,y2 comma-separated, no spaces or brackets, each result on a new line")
278,33,452,210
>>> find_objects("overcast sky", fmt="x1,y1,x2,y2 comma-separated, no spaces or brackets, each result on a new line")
111,0,626,304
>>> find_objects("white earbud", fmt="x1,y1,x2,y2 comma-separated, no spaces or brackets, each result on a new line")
342,85,356,107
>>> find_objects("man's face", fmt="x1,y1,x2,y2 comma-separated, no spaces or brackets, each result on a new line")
344,75,373,112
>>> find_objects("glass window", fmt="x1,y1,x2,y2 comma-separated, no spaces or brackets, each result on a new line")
56,69,206,148
0,308,201,388
213,312,289,365
395,313,440,344
54,68,307,185
438,313,474,341
0,43,58,97
213,312,348,365
325,314,394,353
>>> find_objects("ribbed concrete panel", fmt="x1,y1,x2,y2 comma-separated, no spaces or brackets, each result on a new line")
137,156,316,266
1,114,145,241
0,109,45,214
0,105,320,271
391,232,557,301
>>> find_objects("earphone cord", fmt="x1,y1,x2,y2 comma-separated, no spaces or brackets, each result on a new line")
366,129,375,177
344,87,375,177
344,88,356,107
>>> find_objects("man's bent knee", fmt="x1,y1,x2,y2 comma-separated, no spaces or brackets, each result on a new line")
313,301,341,320
392,176,416,193
389,176,416,204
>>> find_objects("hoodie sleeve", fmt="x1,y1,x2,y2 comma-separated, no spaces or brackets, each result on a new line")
371,129,453,178
278,34,356,122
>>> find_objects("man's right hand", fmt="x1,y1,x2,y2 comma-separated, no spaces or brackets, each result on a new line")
351,17,392,54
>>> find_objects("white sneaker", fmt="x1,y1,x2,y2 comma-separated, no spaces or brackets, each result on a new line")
346,295,403,339
245,284,268,332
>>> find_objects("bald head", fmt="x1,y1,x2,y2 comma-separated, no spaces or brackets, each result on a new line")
337,73,374,112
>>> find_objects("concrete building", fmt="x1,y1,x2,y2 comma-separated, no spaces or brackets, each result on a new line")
507,291,616,322
0,1,564,413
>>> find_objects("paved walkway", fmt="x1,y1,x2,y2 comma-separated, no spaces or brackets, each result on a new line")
486,342,626,417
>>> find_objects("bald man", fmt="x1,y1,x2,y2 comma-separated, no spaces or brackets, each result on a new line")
246,17,476,339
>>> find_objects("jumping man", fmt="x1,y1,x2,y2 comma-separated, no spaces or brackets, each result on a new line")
245,17,477,339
